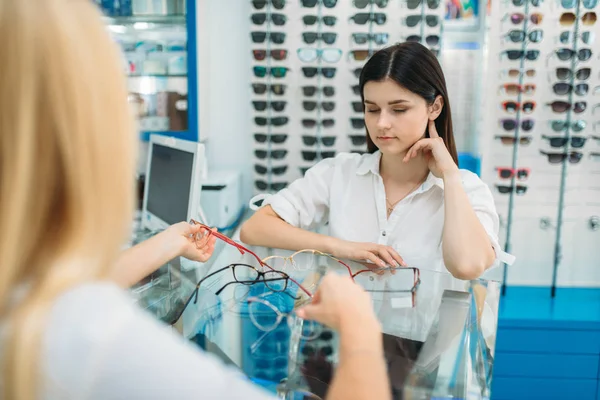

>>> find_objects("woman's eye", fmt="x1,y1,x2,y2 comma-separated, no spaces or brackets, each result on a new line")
366,109,380,113
393,109,406,113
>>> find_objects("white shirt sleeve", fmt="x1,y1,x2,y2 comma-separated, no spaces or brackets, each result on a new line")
41,284,276,400
461,170,515,266
261,156,339,230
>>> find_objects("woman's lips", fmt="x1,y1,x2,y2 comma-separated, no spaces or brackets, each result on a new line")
377,136,396,140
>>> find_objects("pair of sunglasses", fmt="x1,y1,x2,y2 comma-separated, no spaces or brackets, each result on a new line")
303,101,335,112
351,118,365,129
507,12,543,24
352,33,389,45
496,167,530,180
302,119,334,128
354,0,388,8
253,66,289,78
254,133,287,144
560,0,597,8
540,150,583,164
560,12,596,26
302,86,335,97
554,48,592,61
302,151,336,161
252,101,286,112
255,116,289,126
251,83,286,95
559,31,594,45
496,184,528,195
255,149,287,160
553,83,589,96
255,164,288,175
352,102,364,113
550,120,586,132
255,180,287,191
502,50,540,61
500,119,534,131
511,0,542,6
547,101,587,114
555,67,591,81
251,31,286,44
300,0,337,7
502,69,536,78
349,13,386,25
541,135,587,148
297,48,342,63
506,29,543,43
406,0,441,8
349,50,375,61
502,101,536,114
349,135,367,146
251,13,287,26
252,0,285,9
406,34,441,46
302,32,337,45
496,135,533,145
405,15,439,27
252,49,287,61
302,135,336,146
302,67,336,78
501,83,536,95
302,15,337,26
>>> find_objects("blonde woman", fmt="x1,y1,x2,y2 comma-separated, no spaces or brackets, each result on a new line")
0,1,390,399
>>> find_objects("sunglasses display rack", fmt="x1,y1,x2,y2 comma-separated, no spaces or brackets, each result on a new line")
482,0,600,290
249,0,445,196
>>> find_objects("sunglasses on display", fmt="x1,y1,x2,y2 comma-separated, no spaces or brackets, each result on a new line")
255,164,288,175
302,32,337,45
253,66,289,78
352,33,390,45
354,0,389,8
254,116,289,126
251,83,287,96
502,49,540,61
254,133,288,144
353,68,363,79
559,12,597,26
406,0,441,9
302,101,335,112
502,101,536,113
255,180,288,191
505,29,543,43
559,31,595,45
495,184,528,195
540,150,583,164
349,50,374,61
499,118,535,131
297,48,342,63
550,120,586,132
406,34,441,46
352,102,364,112
561,0,598,7
255,149,288,160
553,83,589,96
500,83,536,95
496,167,530,180
302,151,336,161
252,0,286,9
547,101,587,113
495,135,533,145
300,0,338,8
302,67,336,78
251,31,286,44
511,0,542,6
252,101,287,112
302,86,335,97
507,12,543,24
351,84,361,95
553,48,592,61
251,13,287,26
503,69,536,78
405,15,440,27
302,15,337,26
541,135,588,148
555,67,591,81
252,49,288,61
351,118,365,129
302,118,335,128
302,135,337,146
349,135,367,146
349,13,387,25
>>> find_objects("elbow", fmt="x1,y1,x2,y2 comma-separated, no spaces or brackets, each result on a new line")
447,250,495,281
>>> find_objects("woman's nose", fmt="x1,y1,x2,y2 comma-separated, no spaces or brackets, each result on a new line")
377,111,392,129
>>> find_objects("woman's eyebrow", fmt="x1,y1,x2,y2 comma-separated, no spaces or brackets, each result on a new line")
364,99,409,105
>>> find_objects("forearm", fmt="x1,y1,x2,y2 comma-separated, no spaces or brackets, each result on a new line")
240,206,336,253
112,229,183,287
442,172,495,280
327,319,390,400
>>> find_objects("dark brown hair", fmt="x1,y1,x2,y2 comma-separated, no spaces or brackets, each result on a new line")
359,42,459,165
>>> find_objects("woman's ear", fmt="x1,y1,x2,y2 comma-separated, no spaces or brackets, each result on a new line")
428,95,444,120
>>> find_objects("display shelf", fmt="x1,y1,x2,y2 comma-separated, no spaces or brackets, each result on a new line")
104,15,186,26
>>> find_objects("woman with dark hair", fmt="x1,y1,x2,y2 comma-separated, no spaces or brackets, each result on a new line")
242,41,513,279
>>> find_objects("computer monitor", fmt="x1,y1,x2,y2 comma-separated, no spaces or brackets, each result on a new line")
142,134,206,232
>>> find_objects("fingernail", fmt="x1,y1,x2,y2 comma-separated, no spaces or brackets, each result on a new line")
394,261,400,267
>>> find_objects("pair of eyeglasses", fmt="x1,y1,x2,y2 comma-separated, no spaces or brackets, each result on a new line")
255,164,287,175
555,67,591,81
353,267,421,308
560,12,596,26
351,118,365,129
255,180,287,191
500,119,534,131
501,68,536,78
406,0,441,8
496,184,528,195
251,31,286,44
297,48,342,63
559,31,594,45
496,167,530,180
507,29,543,43
251,83,286,95
302,15,337,26
553,48,592,61
349,50,374,61
349,13,386,25
255,116,289,126
501,83,536,95
547,101,587,114
255,149,287,160
405,15,440,27
254,133,287,144
511,0,542,6
352,33,390,45
406,34,441,46
501,49,540,61
302,32,337,45
251,13,287,26
303,101,335,112
506,12,543,24
540,150,583,164
302,118,334,128
302,67,336,79
496,135,533,145
302,135,336,146
354,0,389,8
302,86,335,97
502,101,536,113
301,0,337,7
561,0,597,8
349,134,367,146
252,101,287,112
541,135,588,148
253,66,289,78
252,0,286,9
550,120,586,132
252,49,287,61
553,83,589,96
302,151,336,161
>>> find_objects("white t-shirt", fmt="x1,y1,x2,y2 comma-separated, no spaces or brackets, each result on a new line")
13,283,276,400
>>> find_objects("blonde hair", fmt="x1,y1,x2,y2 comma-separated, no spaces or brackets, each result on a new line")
0,1,136,398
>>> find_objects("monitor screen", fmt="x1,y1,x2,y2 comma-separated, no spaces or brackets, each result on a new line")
146,144,194,226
